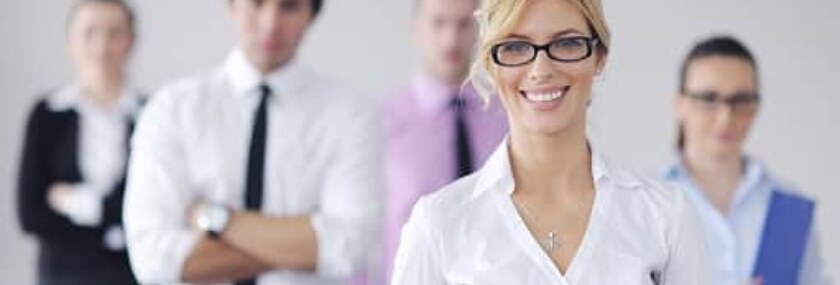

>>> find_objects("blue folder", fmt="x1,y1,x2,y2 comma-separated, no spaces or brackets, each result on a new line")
752,190,815,285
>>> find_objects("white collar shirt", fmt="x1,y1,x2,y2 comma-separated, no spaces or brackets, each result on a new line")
124,49,383,285
391,139,710,285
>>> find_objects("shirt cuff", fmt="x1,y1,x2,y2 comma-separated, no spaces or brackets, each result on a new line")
103,225,126,251
311,214,364,280
127,229,202,284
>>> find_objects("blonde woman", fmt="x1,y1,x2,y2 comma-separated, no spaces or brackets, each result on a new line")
391,0,710,284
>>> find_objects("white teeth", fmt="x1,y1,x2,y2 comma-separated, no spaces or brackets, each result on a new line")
524,89,565,102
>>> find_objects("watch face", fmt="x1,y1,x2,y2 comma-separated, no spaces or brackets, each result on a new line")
195,206,210,230
206,204,230,233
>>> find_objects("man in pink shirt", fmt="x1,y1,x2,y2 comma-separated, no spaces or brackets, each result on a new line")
379,0,508,283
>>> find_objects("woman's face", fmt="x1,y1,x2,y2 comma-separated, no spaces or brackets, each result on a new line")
492,0,605,137
67,2,134,83
677,56,759,158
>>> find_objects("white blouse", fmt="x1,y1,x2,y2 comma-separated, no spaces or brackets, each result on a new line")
391,140,711,285
47,86,143,230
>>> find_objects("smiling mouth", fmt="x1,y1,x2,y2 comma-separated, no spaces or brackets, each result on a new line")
520,86,570,103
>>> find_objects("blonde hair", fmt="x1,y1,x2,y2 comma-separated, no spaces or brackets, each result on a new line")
468,0,611,103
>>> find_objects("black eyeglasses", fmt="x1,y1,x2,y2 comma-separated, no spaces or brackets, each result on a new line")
491,36,600,67
682,91,761,114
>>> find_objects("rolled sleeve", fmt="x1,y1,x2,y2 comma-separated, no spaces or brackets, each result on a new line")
123,90,200,284
311,214,371,279
314,97,384,279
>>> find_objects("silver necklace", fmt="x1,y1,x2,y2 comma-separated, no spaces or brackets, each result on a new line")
513,198,562,253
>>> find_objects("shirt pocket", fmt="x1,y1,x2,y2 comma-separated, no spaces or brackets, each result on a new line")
270,145,322,215
187,134,237,204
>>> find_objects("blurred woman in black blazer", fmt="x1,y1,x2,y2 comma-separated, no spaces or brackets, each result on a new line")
17,1,142,284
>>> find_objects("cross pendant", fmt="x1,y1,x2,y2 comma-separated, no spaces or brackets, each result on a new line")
544,232,560,252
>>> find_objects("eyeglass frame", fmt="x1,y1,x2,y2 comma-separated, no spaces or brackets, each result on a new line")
681,91,761,114
490,36,601,67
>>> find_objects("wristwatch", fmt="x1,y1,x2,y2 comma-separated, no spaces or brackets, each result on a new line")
195,203,230,239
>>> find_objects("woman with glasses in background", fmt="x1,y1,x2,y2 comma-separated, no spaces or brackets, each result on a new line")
390,0,710,284
17,0,142,284
663,36,831,285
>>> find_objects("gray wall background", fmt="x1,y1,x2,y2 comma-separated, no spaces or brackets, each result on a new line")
1,0,836,283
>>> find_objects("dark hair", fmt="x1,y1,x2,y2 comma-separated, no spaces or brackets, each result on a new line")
413,0,477,12
229,0,324,16
312,0,323,16
675,35,759,150
67,0,137,36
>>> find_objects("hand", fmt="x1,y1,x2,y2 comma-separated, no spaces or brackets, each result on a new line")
744,277,763,285
47,183,76,214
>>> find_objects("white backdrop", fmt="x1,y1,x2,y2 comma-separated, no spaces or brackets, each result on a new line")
1,0,836,283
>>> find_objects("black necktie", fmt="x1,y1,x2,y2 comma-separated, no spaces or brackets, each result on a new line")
237,84,270,285
453,95,474,178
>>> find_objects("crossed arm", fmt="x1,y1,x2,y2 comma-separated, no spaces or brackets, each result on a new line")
123,92,382,284
180,212,317,283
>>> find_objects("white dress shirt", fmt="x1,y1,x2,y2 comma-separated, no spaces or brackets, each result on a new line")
664,156,832,285
391,139,711,285
47,86,142,238
124,49,383,285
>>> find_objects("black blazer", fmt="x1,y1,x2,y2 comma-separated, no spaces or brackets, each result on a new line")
17,95,139,285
